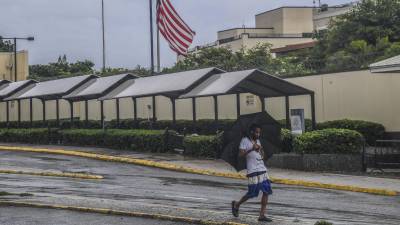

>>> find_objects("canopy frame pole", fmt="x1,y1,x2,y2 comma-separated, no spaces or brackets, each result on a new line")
152,96,156,122
100,100,104,129
132,97,137,121
213,95,218,122
29,98,33,126
6,101,9,126
236,93,240,118
285,96,290,129
192,97,196,122
56,99,60,126
116,98,120,127
85,100,89,125
310,93,316,130
170,97,176,125
17,99,21,126
69,100,74,123
41,99,46,122
259,96,265,112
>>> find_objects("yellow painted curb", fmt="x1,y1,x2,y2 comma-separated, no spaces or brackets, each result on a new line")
0,169,103,180
0,201,246,225
0,145,397,196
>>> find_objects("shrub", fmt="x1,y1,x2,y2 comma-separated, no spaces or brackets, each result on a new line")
293,128,364,154
0,128,59,144
60,129,172,152
316,119,385,145
183,133,223,158
280,128,293,152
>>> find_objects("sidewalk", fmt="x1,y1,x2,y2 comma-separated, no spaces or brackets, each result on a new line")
1,143,399,194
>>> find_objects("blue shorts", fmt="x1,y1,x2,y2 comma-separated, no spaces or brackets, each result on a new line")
245,171,273,198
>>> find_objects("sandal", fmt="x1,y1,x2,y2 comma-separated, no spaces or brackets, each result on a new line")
231,201,239,217
258,216,273,222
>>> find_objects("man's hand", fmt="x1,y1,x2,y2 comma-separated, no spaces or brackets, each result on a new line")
253,143,261,152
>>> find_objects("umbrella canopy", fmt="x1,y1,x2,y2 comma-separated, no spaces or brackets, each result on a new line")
220,112,282,172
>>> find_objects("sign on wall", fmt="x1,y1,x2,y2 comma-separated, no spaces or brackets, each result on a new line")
290,108,305,135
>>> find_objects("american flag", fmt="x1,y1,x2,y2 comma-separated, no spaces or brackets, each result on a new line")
157,0,195,56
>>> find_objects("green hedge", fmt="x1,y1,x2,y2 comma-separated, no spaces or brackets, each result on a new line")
183,133,223,158
60,129,172,153
316,119,384,145
280,128,293,153
0,128,59,144
293,128,364,154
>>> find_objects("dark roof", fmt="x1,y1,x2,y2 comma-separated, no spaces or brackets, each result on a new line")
0,80,37,100
5,75,98,101
179,69,313,99
369,55,400,73
100,67,224,100
63,73,138,101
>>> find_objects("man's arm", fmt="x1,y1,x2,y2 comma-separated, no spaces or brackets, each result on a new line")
239,148,253,157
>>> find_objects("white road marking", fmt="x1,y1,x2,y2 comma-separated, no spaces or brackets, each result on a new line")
164,195,208,201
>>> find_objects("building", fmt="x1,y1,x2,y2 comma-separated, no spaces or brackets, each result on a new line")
184,2,356,59
0,50,29,81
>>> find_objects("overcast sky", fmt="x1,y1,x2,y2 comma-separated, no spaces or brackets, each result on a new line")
1,0,351,69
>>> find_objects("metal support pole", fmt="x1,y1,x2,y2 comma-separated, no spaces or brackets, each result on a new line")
56,99,60,126
311,93,316,130
6,101,9,125
100,100,104,128
171,98,176,125
69,101,74,123
236,93,240,118
132,97,137,121
149,0,154,75
116,98,120,126
101,0,106,73
285,96,290,129
29,98,33,126
17,99,21,126
260,96,265,112
152,96,156,121
14,38,17,81
42,99,46,122
85,100,89,125
192,97,196,122
213,95,218,121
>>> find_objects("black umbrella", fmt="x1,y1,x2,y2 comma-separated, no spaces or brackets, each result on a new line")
220,112,282,172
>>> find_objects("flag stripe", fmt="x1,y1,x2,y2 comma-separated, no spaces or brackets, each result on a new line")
159,4,192,44
164,0,195,34
157,0,195,56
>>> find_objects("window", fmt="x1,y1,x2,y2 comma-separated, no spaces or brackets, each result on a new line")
246,95,255,106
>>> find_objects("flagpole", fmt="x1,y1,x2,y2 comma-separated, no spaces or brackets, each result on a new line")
101,0,106,73
156,0,161,73
149,0,155,75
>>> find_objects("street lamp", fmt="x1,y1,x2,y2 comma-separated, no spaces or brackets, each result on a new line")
0,36,34,81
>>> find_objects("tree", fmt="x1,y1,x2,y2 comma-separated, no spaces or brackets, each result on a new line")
0,38,13,52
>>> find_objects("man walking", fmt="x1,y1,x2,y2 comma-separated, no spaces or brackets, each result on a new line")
231,124,273,222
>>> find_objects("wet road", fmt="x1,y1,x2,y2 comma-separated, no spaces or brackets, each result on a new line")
0,206,186,225
0,150,399,225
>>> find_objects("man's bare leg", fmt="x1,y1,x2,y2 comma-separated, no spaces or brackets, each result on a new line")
235,195,249,209
259,193,268,218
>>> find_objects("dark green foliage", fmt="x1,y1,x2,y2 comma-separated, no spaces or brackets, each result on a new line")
0,128,59,144
280,128,293,153
183,133,223,158
316,119,385,145
60,129,169,152
293,128,364,154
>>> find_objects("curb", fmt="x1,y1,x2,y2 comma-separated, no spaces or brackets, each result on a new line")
0,145,397,196
0,169,103,180
0,201,246,225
